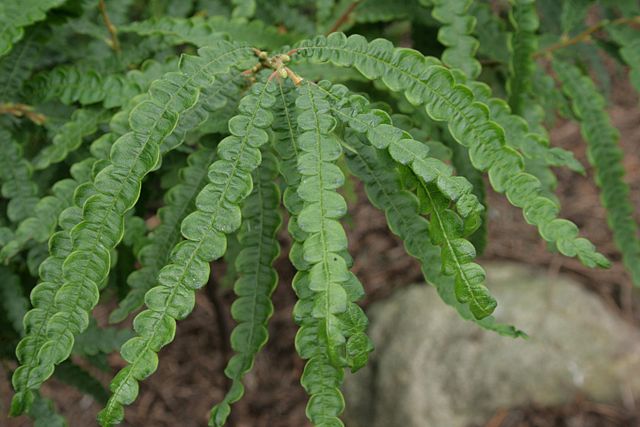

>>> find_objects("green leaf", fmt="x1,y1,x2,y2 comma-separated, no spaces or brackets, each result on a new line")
0,128,39,222
12,41,257,417
209,151,282,426
506,0,539,115
428,0,482,78
0,0,66,58
99,79,277,426
343,133,524,336
295,33,607,268
554,59,640,283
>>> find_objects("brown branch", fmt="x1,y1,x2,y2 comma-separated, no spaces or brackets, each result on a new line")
98,0,121,53
535,16,640,58
326,1,361,36
0,103,46,125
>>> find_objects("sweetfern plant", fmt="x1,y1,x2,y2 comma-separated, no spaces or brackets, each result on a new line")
1,0,639,425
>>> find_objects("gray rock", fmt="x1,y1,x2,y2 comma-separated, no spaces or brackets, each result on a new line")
344,262,640,427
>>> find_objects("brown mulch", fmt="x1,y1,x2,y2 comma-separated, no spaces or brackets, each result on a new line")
2,80,640,427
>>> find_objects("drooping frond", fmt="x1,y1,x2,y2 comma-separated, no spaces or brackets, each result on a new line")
209,151,282,426
109,145,217,323
353,0,431,25
120,16,297,49
55,361,109,404
0,129,39,222
0,175,77,262
287,81,372,427
447,137,488,255
294,33,608,269
28,393,66,427
122,214,147,254
257,0,316,35
26,60,174,108
317,81,494,319
554,59,640,285
97,79,277,426
73,319,133,357
1,3,636,425
32,108,111,170
0,0,66,58
427,0,482,78
471,2,509,64
506,0,539,115
0,266,28,334
607,23,640,92
342,134,524,336
0,30,43,101
11,41,257,415
460,76,584,176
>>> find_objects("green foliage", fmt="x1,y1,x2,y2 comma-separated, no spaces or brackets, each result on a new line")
0,266,29,334
0,0,637,425
0,0,66,57
109,145,218,323
429,0,482,78
554,59,640,285
0,129,39,222
33,108,111,170
507,0,539,115
607,23,640,92
209,150,282,426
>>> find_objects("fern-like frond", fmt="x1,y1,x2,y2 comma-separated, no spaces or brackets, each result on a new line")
26,60,173,108
607,24,640,92
460,76,584,176
0,175,77,262
0,129,39,222
0,30,43,101
0,96,141,263
554,59,640,285
471,2,509,64
0,266,28,334
427,0,482,78
109,145,217,323
97,79,277,426
294,33,608,268
353,0,431,25
33,108,111,170
447,137,488,254
122,214,147,255
256,0,316,35
28,393,65,427
343,134,524,336
120,16,297,49
55,361,109,404
209,151,282,426
10,41,257,416
0,0,65,58
73,319,132,357
288,81,371,427
506,0,539,115
317,81,493,318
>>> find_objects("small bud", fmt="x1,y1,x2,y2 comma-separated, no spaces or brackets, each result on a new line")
258,51,268,60
278,67,288,79
281,54,291,63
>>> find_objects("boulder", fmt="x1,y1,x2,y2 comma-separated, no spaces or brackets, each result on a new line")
344,262,640,427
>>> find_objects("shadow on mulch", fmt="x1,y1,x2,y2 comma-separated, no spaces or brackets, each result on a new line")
2,78,640,427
